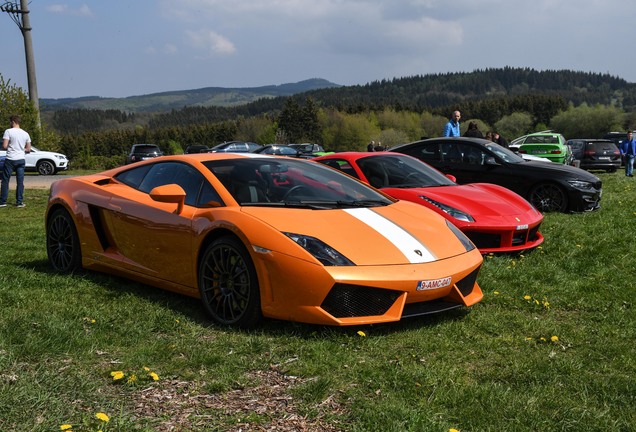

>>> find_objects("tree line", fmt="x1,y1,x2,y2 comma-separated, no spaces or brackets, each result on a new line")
3,68,636,170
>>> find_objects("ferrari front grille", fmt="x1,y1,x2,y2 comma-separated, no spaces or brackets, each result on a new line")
466,232,501,249
321,284,401,318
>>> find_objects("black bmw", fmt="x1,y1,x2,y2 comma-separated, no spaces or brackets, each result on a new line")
390,137,601,213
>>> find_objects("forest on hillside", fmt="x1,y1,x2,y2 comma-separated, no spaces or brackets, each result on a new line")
40,68,636,170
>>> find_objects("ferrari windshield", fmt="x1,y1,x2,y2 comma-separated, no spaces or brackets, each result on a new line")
357,154,455,188
204,157,395,207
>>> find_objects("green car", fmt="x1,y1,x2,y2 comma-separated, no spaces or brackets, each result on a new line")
512,131,573,164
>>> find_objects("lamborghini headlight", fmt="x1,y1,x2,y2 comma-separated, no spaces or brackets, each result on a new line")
284,232,355,266
420,195,475,222
445,220,476,252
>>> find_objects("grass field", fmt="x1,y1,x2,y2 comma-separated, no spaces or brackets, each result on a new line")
0,173,635,431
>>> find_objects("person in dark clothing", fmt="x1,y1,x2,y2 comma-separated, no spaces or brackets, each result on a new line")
463,122,484,138
494,132,509,148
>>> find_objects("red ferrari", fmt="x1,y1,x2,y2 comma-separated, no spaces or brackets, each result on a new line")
314,152,544,254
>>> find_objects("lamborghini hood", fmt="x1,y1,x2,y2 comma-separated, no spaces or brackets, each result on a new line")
241,201,476,265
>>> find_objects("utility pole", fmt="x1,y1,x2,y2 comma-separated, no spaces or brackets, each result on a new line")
1,0,40,126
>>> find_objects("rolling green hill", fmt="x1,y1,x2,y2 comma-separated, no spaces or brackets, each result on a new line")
40,78,340,112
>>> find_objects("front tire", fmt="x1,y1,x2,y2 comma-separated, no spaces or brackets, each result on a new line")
529,183,568,213
198,236,262,328
47,208,82,272
37,160,55,175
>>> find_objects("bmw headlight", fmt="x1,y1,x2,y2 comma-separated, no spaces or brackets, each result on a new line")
445,220,476,252
284,233,354,266
567,180,593,190
420,195,474,222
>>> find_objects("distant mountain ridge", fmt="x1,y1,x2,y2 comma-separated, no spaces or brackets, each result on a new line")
40,78,341,112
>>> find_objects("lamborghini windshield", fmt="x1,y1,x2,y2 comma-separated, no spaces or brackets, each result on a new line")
203,157,394,208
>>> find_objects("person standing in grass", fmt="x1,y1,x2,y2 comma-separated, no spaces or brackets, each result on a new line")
0,115,32,208
620,130,636,177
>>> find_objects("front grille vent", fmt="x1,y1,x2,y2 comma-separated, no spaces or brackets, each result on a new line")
321,284,401,318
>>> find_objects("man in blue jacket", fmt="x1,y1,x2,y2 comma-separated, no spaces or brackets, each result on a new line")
443,111,461,137
620,130,636,177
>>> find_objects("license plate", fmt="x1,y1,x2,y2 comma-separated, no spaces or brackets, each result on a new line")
599,157,610,160
532,150,544,154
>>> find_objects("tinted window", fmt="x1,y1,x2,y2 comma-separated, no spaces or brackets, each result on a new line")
116,161,215,207
400,142,441,163
115,164,153,188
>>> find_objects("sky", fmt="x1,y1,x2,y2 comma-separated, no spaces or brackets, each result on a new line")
0,0,634,100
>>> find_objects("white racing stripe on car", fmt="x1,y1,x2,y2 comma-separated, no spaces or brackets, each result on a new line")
343,208,436,263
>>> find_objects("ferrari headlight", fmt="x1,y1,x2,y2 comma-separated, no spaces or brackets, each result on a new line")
284,232,354,266
420,195,474,222
445,220,476,252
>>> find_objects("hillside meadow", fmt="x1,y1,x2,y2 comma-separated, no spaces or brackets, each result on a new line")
0,172,635,431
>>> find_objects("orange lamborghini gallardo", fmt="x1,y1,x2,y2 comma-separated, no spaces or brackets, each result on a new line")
46,153,483,327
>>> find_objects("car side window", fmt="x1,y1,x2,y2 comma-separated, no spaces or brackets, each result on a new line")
115,164,153,188
133,162,211,207
320,159,359,178
402,143,441,163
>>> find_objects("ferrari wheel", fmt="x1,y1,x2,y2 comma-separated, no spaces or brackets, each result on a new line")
529,182,567,213
198,236,261,327
47,208,82,272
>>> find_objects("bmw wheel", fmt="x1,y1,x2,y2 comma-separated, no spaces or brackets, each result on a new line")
37,160,55,175
529,183,567,213
47,208,82,272
198,236,261,327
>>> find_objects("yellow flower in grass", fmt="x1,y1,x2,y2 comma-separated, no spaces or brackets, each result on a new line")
60,424,73,431
127,374,138,384
523,295,531,300
357,330,366,337
110,370,125,381
95,412,110,422
149,371,159,381
450,428,461,432
551,335,559,342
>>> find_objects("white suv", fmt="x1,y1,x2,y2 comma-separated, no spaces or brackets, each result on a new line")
0,146,69,175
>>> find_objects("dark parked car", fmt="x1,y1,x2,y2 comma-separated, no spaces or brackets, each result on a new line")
566,139,621,172
185,144,209,154
126,144,163,164
208,141,262,153
252,145,304,157
390,137,602,213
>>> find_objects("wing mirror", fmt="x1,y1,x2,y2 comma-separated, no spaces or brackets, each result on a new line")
150,184,186,214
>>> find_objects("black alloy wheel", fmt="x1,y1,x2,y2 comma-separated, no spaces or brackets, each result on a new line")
198,236,261,327
47,208,82,272
529,183,568,213
37,160,56,175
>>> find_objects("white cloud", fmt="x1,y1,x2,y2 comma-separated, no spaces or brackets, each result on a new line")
47,4,94,17
185,30,236,56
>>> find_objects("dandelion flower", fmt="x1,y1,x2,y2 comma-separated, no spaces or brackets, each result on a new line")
551,335,559,342
523,295,531,300
60,425,73,431
110,370,125,381
493,291,500,295
357,330,366,337
143,366,150,372
127,374,137,384
450,429,461,432
149,371,159,381
95,412,110,422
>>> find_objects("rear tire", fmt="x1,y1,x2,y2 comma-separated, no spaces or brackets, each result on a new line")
47,208,82,272
198,236,262,328
529,183,568,213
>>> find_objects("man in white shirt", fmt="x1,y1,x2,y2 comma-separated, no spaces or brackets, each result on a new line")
0,115,32,207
